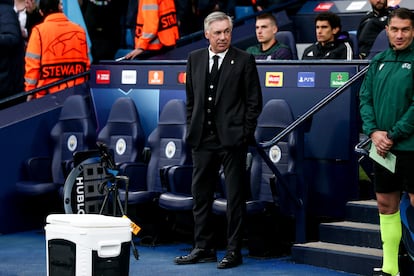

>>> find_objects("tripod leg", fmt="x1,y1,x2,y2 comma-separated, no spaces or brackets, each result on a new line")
115,184,139,260
115,175,129,214
124,176,128,215
99,186,111,215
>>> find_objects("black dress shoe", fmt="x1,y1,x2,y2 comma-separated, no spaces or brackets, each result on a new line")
174,248,217,265
217,251,242,269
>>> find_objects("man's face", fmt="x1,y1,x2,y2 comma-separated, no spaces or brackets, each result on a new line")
369,0,387,13
315,20,339,45
205,19,232,54
386,16,414,51
255,18,277,44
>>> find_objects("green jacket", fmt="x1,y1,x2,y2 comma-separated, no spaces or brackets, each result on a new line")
359,42,414,151
246,41,292,60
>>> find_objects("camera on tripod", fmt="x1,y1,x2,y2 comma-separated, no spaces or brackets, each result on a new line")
96,142,116,171
96,142,120,195
63,142,128,216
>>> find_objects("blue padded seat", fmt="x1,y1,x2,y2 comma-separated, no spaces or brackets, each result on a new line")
367,29,388,59
118,99,191,206
155,99,194,212
147,99,191,194
16,95,96,197
276,31,298,60
158,165,193,211
95,97,149,205
213,99,305,255
348,31,359,59
97,97,146,165
212,169,266,216
212,99,300,216
251,99,299,215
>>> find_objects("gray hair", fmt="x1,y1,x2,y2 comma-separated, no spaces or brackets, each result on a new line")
204,11,233,32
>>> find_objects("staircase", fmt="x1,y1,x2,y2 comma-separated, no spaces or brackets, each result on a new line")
291,200,382,275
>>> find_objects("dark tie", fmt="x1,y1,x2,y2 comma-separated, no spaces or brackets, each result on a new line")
210,55,219,80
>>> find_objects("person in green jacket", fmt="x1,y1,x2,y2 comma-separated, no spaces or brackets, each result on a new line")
246,13,293,60
359,7,414,276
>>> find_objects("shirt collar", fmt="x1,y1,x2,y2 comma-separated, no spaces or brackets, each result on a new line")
208,47,228,60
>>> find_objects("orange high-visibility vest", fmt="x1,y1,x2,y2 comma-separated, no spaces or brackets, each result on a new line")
135,0,180,51
25,13,90,98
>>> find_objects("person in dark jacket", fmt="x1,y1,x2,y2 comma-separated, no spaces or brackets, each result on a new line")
302,11,353,60
81,0,127,63
174,11,262,269
0,0,25,108
25,0,43,38
357,0,396,59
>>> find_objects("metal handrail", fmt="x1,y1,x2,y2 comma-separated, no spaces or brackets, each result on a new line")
0,71,90,106
257,65,370,196
259,65,370,149
355,135,371,156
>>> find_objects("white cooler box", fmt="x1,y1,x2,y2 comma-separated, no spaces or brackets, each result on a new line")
45,214,132,276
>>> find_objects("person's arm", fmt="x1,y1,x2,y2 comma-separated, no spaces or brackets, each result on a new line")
185,54,194,129
243,54,263,144
370,130,393,157
387,89,414,142
359,63,378,137
359,63,391,156
335,42,353,60
271,47,293,60
358,18,386,59
126,0,159,59
24,27,41,97
301,44,314,60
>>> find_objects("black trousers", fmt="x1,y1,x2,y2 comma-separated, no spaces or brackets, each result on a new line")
191,134,247,252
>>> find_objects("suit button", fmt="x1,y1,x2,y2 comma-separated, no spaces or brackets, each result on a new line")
207,109,211,113
207,121,211,125
210,84,214,89
208,97,212,101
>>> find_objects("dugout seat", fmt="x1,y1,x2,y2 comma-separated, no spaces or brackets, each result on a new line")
94,97,149,210
16,95,96,200
276,31,298,60
112,99,191,241
367,29,388,59
212,99,305,255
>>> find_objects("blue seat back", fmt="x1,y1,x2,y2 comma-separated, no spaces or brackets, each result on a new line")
251,99,297,203
367,29,388,59
50,95,96,184
147,99,191,193
276,31,298,60
348,31,359,59
97,97,146,164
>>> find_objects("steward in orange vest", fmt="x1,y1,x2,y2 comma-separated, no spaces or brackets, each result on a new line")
25,0,90,99
125,0,179,59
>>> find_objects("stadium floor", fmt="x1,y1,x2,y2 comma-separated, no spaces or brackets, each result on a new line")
0,229,360,276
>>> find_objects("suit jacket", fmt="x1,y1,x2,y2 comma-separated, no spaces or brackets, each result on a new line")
0,0,25,100
185,46,263,148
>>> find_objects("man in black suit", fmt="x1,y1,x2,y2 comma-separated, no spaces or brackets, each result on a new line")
174,11,263,269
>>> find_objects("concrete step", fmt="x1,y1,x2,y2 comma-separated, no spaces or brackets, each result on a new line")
291,241,381,275
319,221,381,249
345,200,379,224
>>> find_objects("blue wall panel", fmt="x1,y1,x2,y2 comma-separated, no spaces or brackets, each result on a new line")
0,60,367,233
